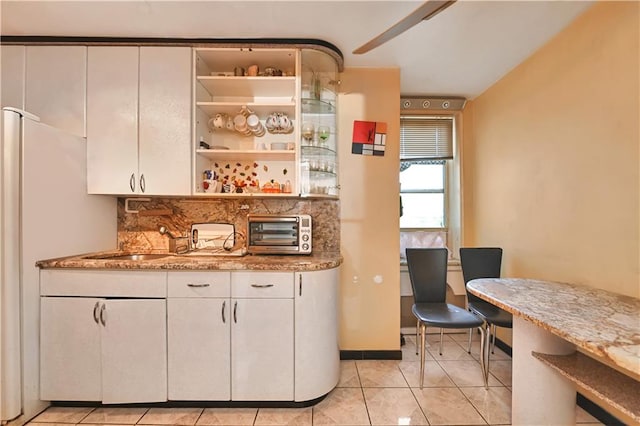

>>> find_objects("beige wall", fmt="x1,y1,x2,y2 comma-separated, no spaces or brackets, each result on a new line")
338,68,401,350
463,1,639,299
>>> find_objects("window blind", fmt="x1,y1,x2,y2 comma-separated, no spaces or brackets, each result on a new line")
400,116,454,160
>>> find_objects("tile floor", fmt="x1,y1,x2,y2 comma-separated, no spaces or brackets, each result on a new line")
28,333,603,426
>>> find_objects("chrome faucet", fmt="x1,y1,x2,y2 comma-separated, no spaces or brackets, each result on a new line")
159,226,189,254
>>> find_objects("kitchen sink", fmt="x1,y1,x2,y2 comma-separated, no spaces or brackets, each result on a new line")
88,253,171,261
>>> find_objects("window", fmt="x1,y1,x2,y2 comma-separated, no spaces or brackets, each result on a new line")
400,116,454,230
400,161,446,228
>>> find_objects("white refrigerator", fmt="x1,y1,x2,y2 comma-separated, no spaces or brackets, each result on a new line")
1,108,117,423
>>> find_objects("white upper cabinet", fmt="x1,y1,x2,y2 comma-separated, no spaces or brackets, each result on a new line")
1,45,25,109
25,46,86,137
192,47,340,198
139,47,192,195
87,46,191,195
193,48,299,196
87,46,139,194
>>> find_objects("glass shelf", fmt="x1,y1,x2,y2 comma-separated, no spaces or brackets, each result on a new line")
308,170,337,178
300,145,336,156
301,98,335,114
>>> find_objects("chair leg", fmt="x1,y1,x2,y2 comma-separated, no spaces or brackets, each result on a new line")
478,324,489,389
415,319,420,355
491,324,497,354
419,322,427,389
439,328,444,355
467,328,472,353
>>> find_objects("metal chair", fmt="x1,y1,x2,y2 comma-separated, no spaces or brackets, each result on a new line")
460,247,512,374
406,248,488,388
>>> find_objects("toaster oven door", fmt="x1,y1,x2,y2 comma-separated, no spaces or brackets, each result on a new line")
248,218,300,252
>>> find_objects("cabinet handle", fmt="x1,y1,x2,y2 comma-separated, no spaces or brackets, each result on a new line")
299,274,303,296
129,173,136,192
139,174,146,193
93,301,100,324
250,284,274,288
99,303,106,326
187,283,210,288
233,301,237,323
221,300,226,323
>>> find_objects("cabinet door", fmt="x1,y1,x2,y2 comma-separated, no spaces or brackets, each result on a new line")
25,46,86,137
139,47,191,195
168,298,231,400
40,297,102,401
101,299,167,403
86,46,139,194
1,45,24,108
231,298,293,401
294,269,340,401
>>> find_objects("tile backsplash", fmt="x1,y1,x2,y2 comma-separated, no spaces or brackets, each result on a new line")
117,197,339,253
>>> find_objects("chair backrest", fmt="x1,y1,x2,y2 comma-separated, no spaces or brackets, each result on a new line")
459,247,503,304
406,248,448,303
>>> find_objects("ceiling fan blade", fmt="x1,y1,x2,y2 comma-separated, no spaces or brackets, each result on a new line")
353,0,456,55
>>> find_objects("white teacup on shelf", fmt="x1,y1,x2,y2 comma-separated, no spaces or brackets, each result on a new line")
247,114,265,136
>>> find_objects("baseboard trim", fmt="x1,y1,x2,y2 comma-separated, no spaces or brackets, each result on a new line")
493,337,512,357
340,350,402,360
51,394,329,409
577,393,624,425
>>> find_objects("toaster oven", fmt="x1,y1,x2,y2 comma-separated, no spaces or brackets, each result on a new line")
247,214,312,255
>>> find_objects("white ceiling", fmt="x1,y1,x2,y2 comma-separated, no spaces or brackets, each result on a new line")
1,0,594,99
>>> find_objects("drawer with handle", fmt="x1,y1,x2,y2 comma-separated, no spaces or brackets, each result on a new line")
231,271,294,298
168,271,231,298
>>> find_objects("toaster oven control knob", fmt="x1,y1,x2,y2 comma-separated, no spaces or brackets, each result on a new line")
302,234,309,241
302,243,310,251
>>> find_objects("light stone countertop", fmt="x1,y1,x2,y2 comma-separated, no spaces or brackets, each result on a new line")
36,250,342,272
467,278,640,379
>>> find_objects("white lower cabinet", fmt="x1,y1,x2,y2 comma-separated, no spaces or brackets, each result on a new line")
41,267,338,403
40,297,102,401
40,270,167,403
294,269,340,401
167,272,231,400
40,297,167,403
231,298,294,401
167,271,295,401
100,299,167,403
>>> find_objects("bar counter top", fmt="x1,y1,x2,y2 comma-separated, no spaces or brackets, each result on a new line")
466,278,640,379
36,250,342,272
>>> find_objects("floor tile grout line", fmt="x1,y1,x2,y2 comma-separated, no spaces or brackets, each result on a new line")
251,406,258,426
192,407,205,426
77,406,97,424
354,361,372,425
407,381,432,426
457,385,491,425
